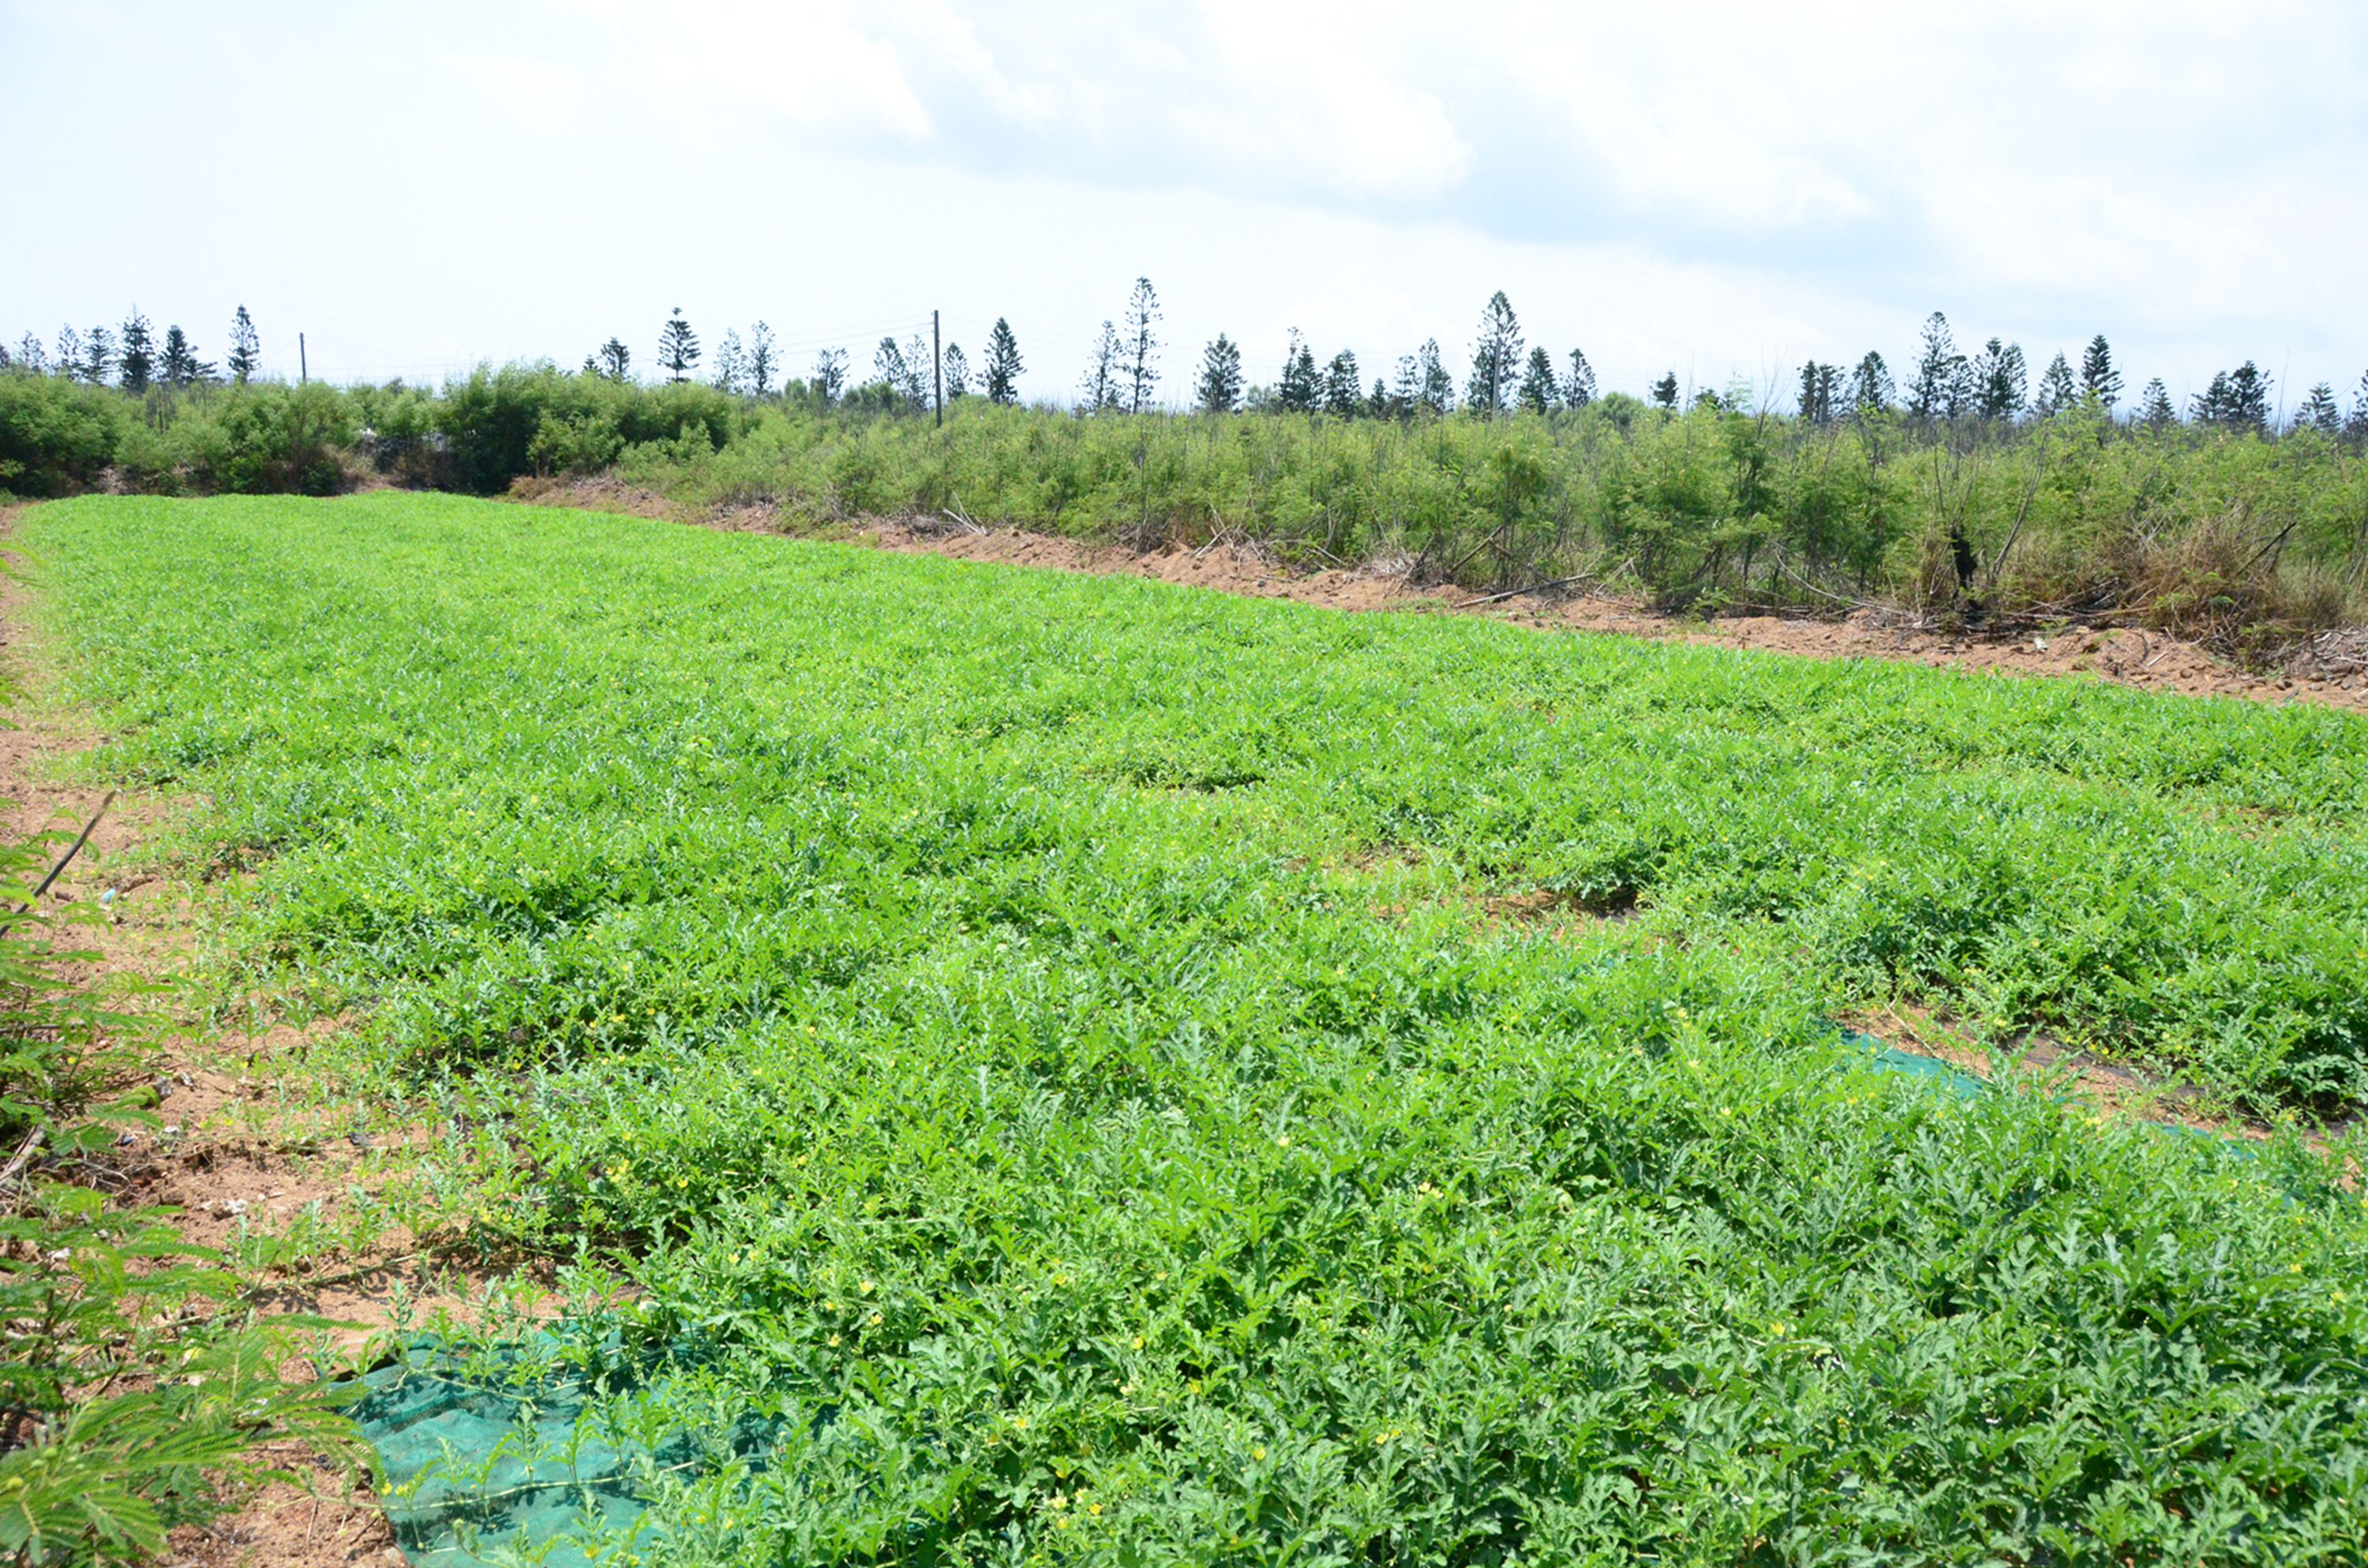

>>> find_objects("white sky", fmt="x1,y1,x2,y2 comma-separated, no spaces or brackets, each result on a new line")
3,0,2363,410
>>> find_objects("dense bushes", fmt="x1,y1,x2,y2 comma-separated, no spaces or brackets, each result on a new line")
0,365,738,503
6,364,2362,644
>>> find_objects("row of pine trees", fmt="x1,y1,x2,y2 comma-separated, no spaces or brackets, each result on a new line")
14,290,2368,439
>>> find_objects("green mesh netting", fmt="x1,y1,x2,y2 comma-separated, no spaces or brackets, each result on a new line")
347,1035,2177,1566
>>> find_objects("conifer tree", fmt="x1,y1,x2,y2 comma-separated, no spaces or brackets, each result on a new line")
2347,370,2368,444
13,334,44,373
1078,322,1121,413
1121,278,1161,414
1562,348,1597,410
875,337,912,408
2221,361,2272,430
941,343,970,399
711,329,745,394
1276,330,1319,413
1322,349,1363,415
2138,377,2177,430
1907,312,1965,421
1466,291,1523,416
54,326,81,381
1650,372,1679,410
586,338,631,381
2297,382,2342,436
79,325,115,386
2079,335,2123,411
899,333,932,409
117,310,154,394
1516,346,1557,414
1972,339,2027,421
158,324,212,387
982,319,1024,406
812,348,848,406
747,322,777,397
2033,353,2079,417
1197,335,1243,413
658,308,701,382
227,305,260,384
1415,339,1454,414
1850,352,1894,414
1367,377,1391,418
0,341,9,371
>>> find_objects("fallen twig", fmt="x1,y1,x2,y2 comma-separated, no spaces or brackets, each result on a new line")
9,791,118,916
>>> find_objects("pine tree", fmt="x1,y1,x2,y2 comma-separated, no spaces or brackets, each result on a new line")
117,310,154,394
1562,348,1597,410
227,306,260,384
1514,346,1557,414
983,319,1024,406
747,322,777,397
1197,335,1243,413
1322,349,1363,415
1850,352,1894,414
1276,330,1318,413
876,337,912,409
1650,372,1679,410
1078,322,1121,413
658,308,700,383
1367,377,1391,419
588,338,631,382
2138,378,2177,430
900,333,932,410
1466,291,1523,415
79,325,115,387
1796,362,1844,425
1416,339,1454,414
2222,361,2272,430
1121,278,1161,414
2079,335,2123,411
158,324,212,387
941,343,970,400
54,327,81,381
711,329,745,394
13,334,44,374
1972,339,2027,421
2033,353,2079,417
812,348,849,406
2347,370,2368,444
2296,382,2342,436
1907,312,1965,421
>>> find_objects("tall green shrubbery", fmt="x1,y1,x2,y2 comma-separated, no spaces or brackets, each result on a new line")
5,365,2362,639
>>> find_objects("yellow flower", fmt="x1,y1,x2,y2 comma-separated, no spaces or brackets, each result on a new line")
827,1334,840,1346
1251,1446,1266,1461
1131,1335,1144,1349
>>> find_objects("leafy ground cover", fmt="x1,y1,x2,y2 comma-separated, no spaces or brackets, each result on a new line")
15,491,2368,1564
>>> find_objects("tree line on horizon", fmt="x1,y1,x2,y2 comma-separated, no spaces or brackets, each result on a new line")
12,289,2368,441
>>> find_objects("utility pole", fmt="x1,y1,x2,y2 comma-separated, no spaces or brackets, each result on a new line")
298,332,308,385
932,309,943,428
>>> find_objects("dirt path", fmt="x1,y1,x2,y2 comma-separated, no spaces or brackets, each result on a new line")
515,478,2368,714
0,544,508,1568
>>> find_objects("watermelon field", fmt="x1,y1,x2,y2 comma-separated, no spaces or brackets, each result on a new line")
17,492,2368,1565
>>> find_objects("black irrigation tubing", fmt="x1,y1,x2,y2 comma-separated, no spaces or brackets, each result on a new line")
7,790,117,917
